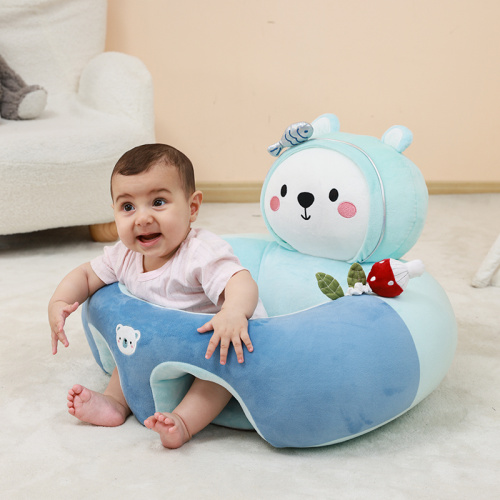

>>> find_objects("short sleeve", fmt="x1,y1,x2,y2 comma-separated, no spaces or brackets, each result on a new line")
90,241,129,285
186,231,245,307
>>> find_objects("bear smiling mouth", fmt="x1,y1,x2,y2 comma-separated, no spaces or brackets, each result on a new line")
301,209,311,221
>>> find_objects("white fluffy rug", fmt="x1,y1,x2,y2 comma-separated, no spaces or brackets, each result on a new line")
1,195,499,499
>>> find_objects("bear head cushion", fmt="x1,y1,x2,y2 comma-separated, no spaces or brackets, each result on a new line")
261,113,428,264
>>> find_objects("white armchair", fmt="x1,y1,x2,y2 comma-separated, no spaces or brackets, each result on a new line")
0,0,155,240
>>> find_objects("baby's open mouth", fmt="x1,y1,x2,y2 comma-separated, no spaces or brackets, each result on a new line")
138,233,161,243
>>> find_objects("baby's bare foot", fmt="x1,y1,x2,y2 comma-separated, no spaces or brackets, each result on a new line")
67,384,128,427
144,412,191,449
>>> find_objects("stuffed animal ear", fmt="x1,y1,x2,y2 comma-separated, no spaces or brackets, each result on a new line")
311,113,340,138
382,125,413,153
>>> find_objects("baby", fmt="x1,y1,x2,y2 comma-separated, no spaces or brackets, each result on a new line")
49,143,266,449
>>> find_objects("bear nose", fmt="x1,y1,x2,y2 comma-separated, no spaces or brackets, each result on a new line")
298,192,314,209
123,339,128,347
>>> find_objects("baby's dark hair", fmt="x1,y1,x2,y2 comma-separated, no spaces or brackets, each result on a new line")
112,143,196,197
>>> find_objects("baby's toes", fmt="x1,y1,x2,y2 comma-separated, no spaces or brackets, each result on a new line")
144,416,157,429
71,384,84,395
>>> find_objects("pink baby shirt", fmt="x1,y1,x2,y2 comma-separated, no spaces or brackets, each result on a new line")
90,228,266,317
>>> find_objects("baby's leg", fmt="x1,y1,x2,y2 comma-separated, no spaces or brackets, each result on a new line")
144,378,232,448
67,367,131,426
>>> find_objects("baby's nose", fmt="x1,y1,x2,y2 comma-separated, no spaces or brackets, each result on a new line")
135,209,153,225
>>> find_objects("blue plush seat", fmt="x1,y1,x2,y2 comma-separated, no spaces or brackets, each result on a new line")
81,114,457,447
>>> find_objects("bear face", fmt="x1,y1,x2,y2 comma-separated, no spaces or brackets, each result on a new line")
116,324,141,356
263,147,370,261
261,114,428,263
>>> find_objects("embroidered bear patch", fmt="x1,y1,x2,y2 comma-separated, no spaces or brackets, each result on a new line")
116,324,141,356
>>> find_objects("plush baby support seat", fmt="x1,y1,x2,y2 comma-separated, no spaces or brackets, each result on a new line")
0,0,155,238
82,114,457,448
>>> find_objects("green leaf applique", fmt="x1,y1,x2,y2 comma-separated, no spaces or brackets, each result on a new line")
316,272,345,300
347,262,366,287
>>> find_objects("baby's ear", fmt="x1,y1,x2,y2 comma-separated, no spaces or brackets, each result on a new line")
190,190,203,222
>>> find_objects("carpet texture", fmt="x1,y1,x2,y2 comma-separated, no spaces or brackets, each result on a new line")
0,194,499,499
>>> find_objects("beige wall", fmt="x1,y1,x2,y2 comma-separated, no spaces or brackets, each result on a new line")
106,0,500,190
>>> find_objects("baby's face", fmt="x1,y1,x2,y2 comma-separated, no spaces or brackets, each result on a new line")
112,163,199,271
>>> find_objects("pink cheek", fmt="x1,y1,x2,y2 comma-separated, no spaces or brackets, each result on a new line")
270,196,280,212
338,201,357,218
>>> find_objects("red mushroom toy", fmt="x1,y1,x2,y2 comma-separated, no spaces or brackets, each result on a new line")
367,259,425,298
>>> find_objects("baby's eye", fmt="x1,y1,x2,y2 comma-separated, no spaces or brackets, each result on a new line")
122,203,135,212
153,198,166,207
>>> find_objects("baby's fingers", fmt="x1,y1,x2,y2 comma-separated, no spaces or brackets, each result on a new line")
231,337,245,364
51,333,59,355
240,330,254,354
204,333,220,361
52,325,68,355
218,338,231,365
205,333,231,365
231,330,254,364
63,301,79,318
197,320,214,334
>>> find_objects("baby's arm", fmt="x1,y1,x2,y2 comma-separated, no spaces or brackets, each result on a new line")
198,270,258,365
48,262,106,355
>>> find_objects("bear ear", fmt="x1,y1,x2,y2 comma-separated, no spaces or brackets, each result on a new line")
116,324,122,333
311,113,340,138
135,329,141,340
382,125,413,153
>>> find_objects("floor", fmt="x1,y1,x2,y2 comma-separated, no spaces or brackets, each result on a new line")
0,195,499,499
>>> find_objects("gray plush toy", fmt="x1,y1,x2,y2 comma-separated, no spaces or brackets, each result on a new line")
0,53,47,120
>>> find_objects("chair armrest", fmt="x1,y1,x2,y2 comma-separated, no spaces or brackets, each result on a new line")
78,51,155,133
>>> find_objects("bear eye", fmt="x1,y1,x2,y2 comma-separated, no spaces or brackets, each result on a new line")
329,189,339,202
281,184,287,197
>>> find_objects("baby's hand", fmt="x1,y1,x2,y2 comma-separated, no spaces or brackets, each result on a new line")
198,308,254,365
49,301,79,355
